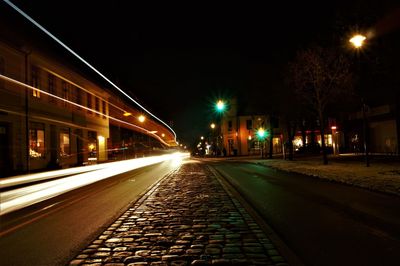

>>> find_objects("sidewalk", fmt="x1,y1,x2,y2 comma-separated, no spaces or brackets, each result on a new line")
232,154,400,197
69,161,290,266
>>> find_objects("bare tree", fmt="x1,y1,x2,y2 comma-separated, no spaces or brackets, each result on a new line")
289,45,353,164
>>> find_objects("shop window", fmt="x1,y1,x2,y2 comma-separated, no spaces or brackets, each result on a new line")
31,66,41,98
88,131,97,161
29,123,45,158
59,128,70,157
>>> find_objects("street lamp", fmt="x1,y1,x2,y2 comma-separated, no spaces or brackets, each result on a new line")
138,115,146,123
349,34,366,48
349,33,369,167
257,128,267,158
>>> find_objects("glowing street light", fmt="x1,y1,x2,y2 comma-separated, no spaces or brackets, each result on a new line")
257,128,266,139
349,34,366,48
210,123,216,129
349,33,369,167
215,100,225,113
138,115,146,123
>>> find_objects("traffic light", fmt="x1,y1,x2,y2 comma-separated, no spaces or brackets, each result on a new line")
257,128,267,139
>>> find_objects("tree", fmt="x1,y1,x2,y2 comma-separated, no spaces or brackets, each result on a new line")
289,45,354,164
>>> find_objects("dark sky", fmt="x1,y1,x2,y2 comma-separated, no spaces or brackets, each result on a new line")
3,0,400,146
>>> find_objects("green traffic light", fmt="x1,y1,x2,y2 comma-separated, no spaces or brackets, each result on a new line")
257,128,266,139
216,100,225,112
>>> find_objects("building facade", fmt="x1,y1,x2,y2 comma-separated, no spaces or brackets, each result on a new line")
0,40,175,177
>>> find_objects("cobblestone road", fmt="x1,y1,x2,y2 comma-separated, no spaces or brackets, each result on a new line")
69,161,289,266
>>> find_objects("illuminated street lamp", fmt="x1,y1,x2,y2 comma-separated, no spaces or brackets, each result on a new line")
257,128,266,139
210,123,216,129
257,128,267,158
349,34,366,48
138,115,146,123
215,100,226,113
349,33,369,167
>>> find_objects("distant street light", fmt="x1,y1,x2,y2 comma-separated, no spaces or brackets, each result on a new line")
257,128,266,139
257,128,267,158
138,115,146,123
216,100,226,113
349,33,369,167
210,123,216,129
349,34,366,48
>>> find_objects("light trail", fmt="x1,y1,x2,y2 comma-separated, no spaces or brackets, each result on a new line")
3,0,177,141
0,152,190,216
0,73,170,146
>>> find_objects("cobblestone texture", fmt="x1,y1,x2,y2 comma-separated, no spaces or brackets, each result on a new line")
69,162,289,266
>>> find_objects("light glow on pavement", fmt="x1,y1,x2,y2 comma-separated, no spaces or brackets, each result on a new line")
0,152,189,216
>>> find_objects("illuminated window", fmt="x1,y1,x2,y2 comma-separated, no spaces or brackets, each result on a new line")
59,128,70,157
88,131,97,159
29,122,45,158
31,66,41,98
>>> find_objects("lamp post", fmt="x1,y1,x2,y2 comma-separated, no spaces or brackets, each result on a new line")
215,99,226,156
257,128,266,158
349,34,370,167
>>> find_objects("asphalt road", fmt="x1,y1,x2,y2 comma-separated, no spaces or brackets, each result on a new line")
0,160,179,266
208,160,400,266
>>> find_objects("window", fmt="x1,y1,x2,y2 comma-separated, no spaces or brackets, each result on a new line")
59,128,70,157
228,120,232,131
61,81,69,107
48,74,55,103
29,122,45,158
246,119,252,130
31,66,40,98
95,97,100,116
88,131,97,160
102,100,106,118
87,93,92,114
76,87,82,110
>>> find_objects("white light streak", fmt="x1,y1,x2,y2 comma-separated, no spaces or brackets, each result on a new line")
0,152,190,215
0,74,169,146
3,0,177,141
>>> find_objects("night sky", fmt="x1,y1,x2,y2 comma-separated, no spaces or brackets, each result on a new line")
3,0,400,147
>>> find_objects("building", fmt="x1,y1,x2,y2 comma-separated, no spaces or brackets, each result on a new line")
219,98,283,156
0,39,175,177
